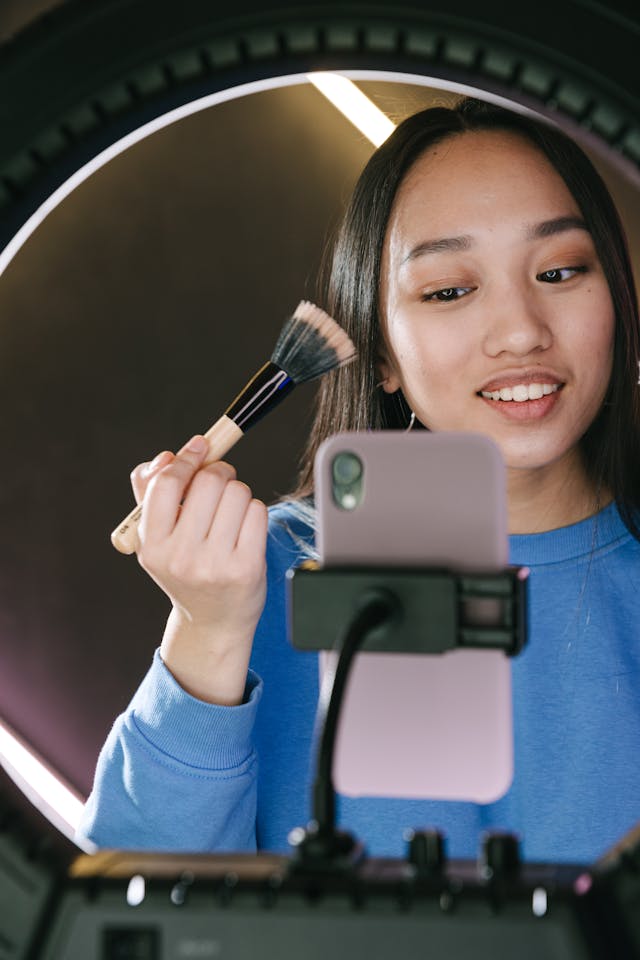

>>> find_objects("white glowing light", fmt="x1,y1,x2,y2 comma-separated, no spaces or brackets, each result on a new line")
126,874,146,906
0,718,90,848
532,886,548,917
307,72,396,146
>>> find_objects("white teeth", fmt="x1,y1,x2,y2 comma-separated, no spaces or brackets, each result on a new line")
528,383,544,400
480,383,560,402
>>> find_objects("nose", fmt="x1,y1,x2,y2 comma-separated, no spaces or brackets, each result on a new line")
482,285,553,358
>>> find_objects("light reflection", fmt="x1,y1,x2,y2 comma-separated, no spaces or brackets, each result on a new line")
307,72,395,145
126,874,146,907
532,886,548,917
0,717,89,847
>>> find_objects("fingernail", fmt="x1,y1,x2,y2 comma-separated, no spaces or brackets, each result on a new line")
185,435,206,453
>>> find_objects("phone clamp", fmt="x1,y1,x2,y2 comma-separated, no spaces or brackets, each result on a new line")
285,564,528,878
288,562,528,656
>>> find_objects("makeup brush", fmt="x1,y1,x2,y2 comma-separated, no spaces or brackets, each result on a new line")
111,300,356,554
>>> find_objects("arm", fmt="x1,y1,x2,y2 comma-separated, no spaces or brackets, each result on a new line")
78,436,269,851
78,653,262,851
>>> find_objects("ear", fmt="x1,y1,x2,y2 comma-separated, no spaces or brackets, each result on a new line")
376,350,402,394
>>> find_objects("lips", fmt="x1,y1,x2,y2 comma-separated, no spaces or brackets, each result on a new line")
474,369,565,423
477,369,565,401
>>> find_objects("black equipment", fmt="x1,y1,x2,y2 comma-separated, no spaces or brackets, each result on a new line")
2,565,639,959
2,760,640,960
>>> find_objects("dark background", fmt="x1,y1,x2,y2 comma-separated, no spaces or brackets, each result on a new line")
0,0,638,802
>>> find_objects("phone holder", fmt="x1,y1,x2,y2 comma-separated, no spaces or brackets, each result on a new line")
286,562,528,876
288,562,528,656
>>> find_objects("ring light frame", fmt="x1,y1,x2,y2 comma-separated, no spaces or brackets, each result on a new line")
0,0,638,272
0,0,637,876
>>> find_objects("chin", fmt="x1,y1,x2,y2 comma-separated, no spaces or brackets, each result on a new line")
502,445,578,474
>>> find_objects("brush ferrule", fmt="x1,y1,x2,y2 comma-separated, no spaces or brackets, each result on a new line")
225,361,295,431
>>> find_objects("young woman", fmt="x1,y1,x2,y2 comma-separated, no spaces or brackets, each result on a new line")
79,98,640,864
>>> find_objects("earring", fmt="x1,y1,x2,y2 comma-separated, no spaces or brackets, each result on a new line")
405,411,416,432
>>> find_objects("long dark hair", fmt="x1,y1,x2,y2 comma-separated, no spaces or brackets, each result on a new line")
292,97,640,538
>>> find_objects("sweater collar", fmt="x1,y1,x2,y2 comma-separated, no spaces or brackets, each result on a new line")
509,501,632,565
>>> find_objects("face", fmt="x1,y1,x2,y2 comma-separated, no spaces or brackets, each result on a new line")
378,130,615,479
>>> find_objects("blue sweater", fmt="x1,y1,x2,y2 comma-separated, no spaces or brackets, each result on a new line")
79,501,640,864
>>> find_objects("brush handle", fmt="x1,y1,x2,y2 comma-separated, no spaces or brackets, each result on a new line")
110,414,244,555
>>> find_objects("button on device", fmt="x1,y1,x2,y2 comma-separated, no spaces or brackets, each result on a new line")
479,830,521,880
406,828,446,876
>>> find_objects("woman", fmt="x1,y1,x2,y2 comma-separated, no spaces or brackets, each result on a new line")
79,98,640,863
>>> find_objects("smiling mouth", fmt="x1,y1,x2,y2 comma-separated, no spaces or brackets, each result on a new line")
478,383,561,402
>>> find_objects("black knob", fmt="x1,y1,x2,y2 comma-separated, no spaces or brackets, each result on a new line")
406,829,446,875
479,830,520,880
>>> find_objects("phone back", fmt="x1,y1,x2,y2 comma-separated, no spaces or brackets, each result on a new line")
314,431,513,804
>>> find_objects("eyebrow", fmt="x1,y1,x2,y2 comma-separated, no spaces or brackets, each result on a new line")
525,215,589,240
401,215,589,266
402,235,472,264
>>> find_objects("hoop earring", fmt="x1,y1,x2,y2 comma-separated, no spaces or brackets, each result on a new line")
405,411,416,432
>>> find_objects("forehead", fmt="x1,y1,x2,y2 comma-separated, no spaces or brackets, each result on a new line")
388,129,579,238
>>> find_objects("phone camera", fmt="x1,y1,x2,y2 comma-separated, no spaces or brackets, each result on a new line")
331,452,363,510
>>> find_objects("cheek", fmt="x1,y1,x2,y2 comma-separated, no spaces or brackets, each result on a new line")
388,326,435,394
387,318,475,407
575,291,616,386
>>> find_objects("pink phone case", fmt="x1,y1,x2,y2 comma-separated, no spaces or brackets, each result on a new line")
314,431,513,803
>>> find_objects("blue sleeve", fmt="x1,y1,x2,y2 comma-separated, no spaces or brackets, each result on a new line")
77,650,263,852
77,503,313,854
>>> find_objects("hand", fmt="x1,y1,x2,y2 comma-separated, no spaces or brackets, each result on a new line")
130,435,268,704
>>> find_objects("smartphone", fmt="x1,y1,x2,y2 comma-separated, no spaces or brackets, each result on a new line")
314,430,513,804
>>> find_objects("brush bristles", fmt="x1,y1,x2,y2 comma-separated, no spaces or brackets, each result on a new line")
271,300,356,384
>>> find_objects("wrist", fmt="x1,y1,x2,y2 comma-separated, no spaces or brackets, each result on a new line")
160,607,254,705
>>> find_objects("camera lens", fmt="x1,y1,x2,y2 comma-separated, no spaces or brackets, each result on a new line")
332,452,363,486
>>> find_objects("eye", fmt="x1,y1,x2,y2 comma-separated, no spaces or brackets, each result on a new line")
536,266,587,283
421,286,474,302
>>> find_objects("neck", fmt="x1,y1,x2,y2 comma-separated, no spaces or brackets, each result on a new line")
507,450,609,534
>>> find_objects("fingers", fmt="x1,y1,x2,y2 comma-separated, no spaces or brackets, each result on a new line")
131,450,174,504
130,435,268,670
139,435,234,544
132,433,265,575
236,498,269,563
172,464,242,545
204,480,256,551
